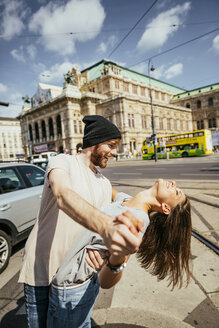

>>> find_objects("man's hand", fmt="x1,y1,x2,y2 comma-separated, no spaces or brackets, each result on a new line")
102,211,144,256
85,249,109,271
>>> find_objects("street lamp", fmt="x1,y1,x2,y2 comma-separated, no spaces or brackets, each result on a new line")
148,59,157,162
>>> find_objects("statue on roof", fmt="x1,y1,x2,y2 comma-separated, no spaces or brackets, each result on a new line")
64,66,81,87
22,95,31,104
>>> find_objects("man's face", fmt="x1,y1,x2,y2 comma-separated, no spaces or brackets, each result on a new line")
91,139,120,168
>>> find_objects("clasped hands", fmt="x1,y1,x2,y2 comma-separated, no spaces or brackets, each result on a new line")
85,211,144,271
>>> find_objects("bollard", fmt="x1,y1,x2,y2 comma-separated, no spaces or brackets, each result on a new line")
166,151,169,160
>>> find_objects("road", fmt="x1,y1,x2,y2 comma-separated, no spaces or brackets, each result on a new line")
103,154,219,181
0,153,219,327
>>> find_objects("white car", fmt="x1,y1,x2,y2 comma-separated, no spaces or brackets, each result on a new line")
0,163,45,273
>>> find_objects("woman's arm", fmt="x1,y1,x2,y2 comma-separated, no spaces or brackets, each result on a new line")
99,212,141,289
112,188,119,201
98,254,130,289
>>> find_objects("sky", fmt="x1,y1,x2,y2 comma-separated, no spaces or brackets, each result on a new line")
0,0,219,118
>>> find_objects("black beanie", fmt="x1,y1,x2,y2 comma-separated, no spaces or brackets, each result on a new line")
82,115,121,149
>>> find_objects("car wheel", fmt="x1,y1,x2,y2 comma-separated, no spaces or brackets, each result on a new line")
0,230,12,273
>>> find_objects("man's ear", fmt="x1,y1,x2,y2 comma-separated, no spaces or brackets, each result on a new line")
161,203,171,215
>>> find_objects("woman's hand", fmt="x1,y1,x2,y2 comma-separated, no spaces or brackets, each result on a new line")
85,249,109,271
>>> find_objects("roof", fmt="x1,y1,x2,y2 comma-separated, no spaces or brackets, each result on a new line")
81,59,186,94
38,83,63,98
173,82,219,100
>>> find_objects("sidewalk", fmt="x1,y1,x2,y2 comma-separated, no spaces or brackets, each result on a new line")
91,178,219,328
0,179,218,328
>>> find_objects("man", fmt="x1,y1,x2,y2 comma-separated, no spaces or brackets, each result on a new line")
19,115,143,327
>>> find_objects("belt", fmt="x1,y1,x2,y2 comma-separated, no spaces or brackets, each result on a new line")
51,275,94,290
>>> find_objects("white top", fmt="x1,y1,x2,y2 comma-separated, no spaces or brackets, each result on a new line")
18,154,112,286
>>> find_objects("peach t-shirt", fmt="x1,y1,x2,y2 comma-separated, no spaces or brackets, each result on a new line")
18,154,112,286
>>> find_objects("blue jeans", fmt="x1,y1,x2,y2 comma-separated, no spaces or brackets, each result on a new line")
47,274,99,328
24,284,50,328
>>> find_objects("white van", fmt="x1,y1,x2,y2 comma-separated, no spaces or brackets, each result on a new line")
28,152,57,163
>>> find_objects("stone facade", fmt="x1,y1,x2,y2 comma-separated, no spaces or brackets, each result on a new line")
18,60,194,157
0,117,24,161
171,83,219,132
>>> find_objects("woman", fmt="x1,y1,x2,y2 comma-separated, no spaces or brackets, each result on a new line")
47,179,192,328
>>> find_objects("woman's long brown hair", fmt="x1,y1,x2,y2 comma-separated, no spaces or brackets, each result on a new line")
136,197,192,289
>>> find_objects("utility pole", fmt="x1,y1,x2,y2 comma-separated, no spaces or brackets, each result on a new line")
148,59,157,162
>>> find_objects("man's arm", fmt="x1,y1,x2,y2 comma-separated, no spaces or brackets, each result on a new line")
49,168,143,256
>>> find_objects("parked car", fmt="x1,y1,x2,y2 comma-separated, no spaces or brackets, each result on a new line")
0,163,45,273
28,151,57,164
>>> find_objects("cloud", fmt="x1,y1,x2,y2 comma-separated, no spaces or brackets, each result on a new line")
0,83,8,93
137,2,191,54
0,0,28,40
151,65,166,80
39,61,73,83
151,63,183,80
164,63,183,79
212,34,219,54
29,0,105,56
0,91,23,118
97,42,107,54
97,35,117,54
10,91,23,104
27,45,37,60
132,62,148,75
10,46,25,62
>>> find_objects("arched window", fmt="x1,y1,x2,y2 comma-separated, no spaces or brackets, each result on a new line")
35,122,39,140
29,124,33,141
186,103,190,108
197,100,201,109
56,115,62,136
49,118,54,137
201,120,204,129
41,120,46,139
208,97,213,106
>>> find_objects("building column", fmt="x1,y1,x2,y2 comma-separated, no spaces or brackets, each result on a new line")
204,119,208,129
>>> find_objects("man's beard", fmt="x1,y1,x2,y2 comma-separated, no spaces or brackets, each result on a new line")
91,145,107,168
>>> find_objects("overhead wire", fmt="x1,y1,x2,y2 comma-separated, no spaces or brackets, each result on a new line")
0,20,219,39
129,27,219,68
107,0,159,58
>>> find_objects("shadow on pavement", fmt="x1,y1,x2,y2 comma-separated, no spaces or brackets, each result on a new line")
0,296,27,328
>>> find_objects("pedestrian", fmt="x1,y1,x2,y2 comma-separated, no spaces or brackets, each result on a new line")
18,115,143,328
46,179,192,328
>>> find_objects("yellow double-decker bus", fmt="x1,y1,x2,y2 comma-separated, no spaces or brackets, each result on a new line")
142,129,213,160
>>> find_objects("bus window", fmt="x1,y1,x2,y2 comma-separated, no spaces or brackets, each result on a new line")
194,143,199,149
189,133,193,138
142,149,147,154
176,145,184,150
184,134,188,138
198,132,204,136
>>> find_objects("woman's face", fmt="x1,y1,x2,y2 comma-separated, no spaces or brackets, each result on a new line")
155,179,186,208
